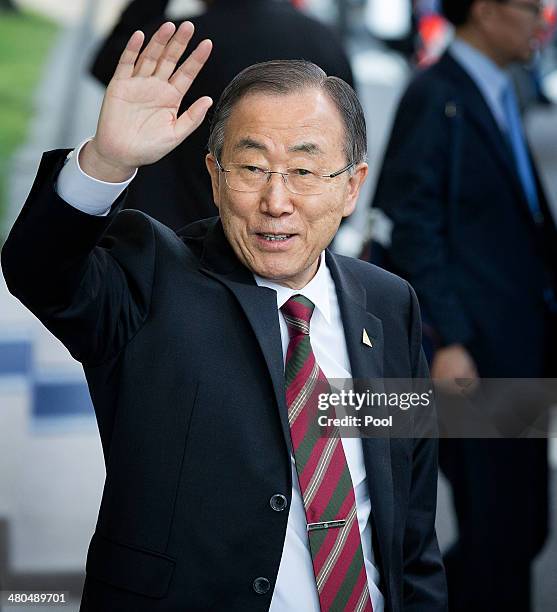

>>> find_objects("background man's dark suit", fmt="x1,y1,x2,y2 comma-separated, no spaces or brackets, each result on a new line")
90,0,354,229
372,51,557,610
1,150,447,611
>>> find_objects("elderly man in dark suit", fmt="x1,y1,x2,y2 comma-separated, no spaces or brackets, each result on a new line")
2,23,447,611
372,0,557,610
90,0,354,230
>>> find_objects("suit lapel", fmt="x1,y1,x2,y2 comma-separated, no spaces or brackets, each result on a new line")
439,53,534,216
326,251,394,575
326,254,384,382
198,220,293,454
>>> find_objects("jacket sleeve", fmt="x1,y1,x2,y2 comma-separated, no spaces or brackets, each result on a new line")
402,282,448,611
1,150,155,366
90,0,170,85
373,77,474,348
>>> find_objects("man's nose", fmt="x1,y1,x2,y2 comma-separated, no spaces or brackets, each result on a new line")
259,172,295,216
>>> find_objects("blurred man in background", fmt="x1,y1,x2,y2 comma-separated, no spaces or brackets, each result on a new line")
372,0,557,610
90,0,354,230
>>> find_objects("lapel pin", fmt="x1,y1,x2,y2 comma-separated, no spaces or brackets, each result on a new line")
362,329,373,348
445,101,458,118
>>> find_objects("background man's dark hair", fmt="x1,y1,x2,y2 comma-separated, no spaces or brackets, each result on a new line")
441,0,507,26
208,59,367,166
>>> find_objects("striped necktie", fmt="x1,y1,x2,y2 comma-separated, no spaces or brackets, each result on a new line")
281,295,373,612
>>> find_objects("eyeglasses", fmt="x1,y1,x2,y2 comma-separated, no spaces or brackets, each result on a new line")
215,159,355,196
506,1,544,17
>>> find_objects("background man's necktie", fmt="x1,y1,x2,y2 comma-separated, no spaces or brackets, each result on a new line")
501,81,543,223
281,295,372,612
501,82,557,311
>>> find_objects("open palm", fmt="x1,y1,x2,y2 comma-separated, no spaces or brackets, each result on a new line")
90,22,213,175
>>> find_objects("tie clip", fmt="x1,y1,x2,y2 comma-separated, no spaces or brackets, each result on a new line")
307,519,346,532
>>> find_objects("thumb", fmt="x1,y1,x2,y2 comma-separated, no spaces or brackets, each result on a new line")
175,96,213,144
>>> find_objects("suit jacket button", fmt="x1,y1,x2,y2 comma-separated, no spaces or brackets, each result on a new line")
270,494,288,511
253,577,271,594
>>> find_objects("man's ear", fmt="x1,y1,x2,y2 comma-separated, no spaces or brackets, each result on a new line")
205,154,221,208
342,162,368,218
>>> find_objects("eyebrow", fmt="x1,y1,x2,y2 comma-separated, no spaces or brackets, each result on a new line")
231,138,324,156
233,137,267,152
288,142,323,156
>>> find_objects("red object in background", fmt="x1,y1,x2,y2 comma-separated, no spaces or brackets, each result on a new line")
540,4,557,47
291,0,306,7
416,13,450,66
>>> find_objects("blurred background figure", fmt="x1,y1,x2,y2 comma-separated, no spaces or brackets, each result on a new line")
90,0,354,230
371,0,557,610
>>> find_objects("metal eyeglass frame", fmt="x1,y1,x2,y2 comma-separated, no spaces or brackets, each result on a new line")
215,158,356,194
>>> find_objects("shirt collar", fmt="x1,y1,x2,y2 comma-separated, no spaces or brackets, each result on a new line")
253,252,332,324
449,37,510,114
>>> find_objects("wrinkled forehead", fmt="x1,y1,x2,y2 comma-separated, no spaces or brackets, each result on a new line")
221,89,346,162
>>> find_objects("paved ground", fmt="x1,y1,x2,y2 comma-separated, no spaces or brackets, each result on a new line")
2,2,557,609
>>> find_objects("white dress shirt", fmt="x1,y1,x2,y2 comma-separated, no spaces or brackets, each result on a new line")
55,148,384,611
56,139,135,216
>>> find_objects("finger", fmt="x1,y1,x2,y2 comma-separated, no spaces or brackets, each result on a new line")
134,22,176,78
155,21,195,82
175,96,213,143
113,30,145,80
169,39,213,97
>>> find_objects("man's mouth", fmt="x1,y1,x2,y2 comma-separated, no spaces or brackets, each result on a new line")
257,233,294,242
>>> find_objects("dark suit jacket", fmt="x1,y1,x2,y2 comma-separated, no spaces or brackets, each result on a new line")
90,0,355,230
373,51,557,378
1,150,447,612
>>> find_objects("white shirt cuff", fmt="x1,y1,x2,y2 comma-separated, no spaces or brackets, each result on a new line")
55,138,137,217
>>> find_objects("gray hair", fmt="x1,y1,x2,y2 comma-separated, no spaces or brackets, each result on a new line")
207,60,367,166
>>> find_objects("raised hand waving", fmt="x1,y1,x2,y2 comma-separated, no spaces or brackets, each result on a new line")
81,22,213,182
